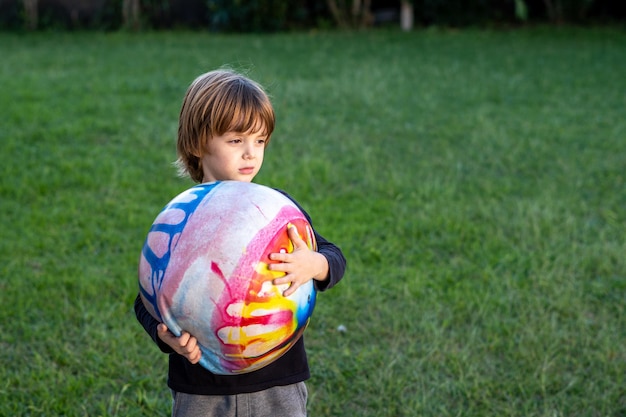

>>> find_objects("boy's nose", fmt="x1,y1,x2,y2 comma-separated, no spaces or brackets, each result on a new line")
243,147,255,159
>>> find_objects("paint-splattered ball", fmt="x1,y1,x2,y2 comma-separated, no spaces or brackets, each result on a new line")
138,181,317,375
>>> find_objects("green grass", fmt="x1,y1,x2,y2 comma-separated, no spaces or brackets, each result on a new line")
1,27,625,416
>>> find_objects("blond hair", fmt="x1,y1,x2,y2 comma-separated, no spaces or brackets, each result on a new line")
176,69,275,182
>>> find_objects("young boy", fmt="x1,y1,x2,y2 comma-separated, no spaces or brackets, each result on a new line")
134,69,346,417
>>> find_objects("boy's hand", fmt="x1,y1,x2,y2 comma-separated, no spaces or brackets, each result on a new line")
269,224,329,297
157,323,202,364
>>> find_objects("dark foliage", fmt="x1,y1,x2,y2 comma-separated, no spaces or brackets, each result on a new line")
0,0,623,31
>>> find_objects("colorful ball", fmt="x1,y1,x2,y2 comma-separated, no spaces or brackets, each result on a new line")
138,181,317,375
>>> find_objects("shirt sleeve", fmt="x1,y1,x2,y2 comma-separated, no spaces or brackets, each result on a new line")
313,229,347,292
134,294,174,353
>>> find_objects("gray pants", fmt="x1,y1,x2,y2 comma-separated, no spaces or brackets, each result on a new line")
171,382,308,417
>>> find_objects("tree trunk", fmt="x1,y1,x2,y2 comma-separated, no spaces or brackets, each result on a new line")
326,0,348,28
123,0,141,30
23,0,38,30
327,0,372,28
543,0,564,23
361,0,372,27
400,1,413,31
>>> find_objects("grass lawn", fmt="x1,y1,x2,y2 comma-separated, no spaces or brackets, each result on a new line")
0,27,624,416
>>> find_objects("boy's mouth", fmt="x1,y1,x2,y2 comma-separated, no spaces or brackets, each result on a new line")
239,167,255,175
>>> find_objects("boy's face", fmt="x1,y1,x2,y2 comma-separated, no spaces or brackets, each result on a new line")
200,129,267,183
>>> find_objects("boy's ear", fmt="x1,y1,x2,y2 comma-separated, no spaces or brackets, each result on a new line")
191,141,207,158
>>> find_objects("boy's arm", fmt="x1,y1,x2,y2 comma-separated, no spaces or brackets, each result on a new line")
313,229,347,292
134,294,174,353
134,295,202,363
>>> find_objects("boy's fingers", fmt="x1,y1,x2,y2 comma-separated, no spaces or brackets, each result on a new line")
273,273,290,285
188,348,202,364
184,335,197,352
269,259,290,272
283,282,299,297
268,225,308,264
178,331,190,346
157,323,202,364
287,224,305,247
268,253,281,262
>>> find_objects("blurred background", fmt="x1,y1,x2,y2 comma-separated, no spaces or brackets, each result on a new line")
1,0,625,32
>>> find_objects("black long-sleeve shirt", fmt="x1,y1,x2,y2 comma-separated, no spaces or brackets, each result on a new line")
134,190,346,395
